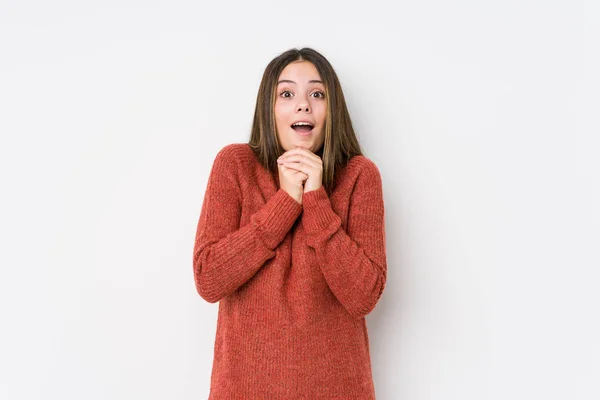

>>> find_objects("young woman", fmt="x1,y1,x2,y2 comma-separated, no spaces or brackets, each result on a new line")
193,47,387,399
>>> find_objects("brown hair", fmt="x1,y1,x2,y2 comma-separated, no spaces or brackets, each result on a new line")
248,47,364,195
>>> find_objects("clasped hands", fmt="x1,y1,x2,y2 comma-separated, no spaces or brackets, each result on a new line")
277,147,323,201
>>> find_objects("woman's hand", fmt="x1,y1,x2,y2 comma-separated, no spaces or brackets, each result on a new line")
277,147,323,194
277,156,308,205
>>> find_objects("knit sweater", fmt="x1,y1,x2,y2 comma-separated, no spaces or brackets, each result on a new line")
192,143,387,399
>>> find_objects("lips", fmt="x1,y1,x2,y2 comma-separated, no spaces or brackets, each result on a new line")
291,120,314,136
291,121,314,127
291,125,313,135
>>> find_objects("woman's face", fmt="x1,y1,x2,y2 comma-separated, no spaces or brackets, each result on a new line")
274,61,327,153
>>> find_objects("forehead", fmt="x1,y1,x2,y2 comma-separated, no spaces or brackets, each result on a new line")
277,61,323,84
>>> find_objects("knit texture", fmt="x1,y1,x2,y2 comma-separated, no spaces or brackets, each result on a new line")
193,143,387,399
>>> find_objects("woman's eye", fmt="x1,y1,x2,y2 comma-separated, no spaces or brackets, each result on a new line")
279,90,325,98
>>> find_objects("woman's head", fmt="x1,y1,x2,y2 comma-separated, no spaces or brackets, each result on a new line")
274,60,327,154
249,47,363,194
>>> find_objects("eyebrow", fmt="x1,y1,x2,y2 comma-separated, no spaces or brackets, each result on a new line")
277,79,323,85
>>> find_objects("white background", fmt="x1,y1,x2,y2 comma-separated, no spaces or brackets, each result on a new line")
1,1,598,399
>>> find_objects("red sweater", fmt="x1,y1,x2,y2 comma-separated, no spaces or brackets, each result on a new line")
193,143,387,399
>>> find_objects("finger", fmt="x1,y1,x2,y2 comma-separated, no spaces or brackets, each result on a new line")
280,161,312,175
280,162,307,175
280,165,308,181
284,148,319,162
292,170,309,180
279,147,321,163
278,154,320,168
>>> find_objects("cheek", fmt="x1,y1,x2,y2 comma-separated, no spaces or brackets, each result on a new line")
274,104,288,124
273,112,283,130
314,102,327,124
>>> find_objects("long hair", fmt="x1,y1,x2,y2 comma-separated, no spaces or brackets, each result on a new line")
248,47,363,195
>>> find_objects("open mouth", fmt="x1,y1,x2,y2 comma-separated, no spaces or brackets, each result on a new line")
291,122,314,134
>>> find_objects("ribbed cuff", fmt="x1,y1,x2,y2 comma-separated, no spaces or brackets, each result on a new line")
302,186,341,238
250,188,303,250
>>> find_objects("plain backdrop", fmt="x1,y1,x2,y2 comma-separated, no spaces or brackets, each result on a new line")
1,1,598,399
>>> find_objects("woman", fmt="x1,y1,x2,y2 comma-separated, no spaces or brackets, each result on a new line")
193,47,387,399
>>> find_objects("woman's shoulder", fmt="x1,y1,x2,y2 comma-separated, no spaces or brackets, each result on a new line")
212,143,257,169
343,154,382,180
332,154,383,197
214,142,253,159
210,143,264,190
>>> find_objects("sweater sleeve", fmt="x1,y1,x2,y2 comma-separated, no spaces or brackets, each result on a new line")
193,145,303,303
301,160,387,318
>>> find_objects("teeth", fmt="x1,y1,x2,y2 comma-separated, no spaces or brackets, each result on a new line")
292,122,313,127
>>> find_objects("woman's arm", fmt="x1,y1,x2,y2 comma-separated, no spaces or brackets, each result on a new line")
193,145,302,303
302,159,387,318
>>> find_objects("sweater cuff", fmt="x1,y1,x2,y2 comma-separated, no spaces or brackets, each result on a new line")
250,188,303,250
301,186,341,239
